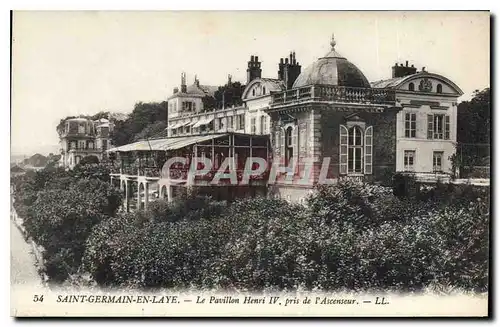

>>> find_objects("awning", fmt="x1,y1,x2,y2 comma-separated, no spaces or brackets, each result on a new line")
178,121,191,128
167,121,192,129
107,134,228,153
192,117,214,128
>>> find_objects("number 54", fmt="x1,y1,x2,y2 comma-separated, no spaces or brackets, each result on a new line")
33,295,44,302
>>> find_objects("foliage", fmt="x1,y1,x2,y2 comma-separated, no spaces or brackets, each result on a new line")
132,121,168,142
212,82,245,110
72,163,112,182
452,88,491,178
12,164,121,283
111,102,167,146
78,155,100,166
457,88,490,144
81,180,489,293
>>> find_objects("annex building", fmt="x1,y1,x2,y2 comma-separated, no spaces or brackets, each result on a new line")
108,35,463,211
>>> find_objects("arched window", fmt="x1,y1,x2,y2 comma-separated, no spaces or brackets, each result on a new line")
436,84,443,93
348,126,363,173
285,126,293,166
408,82,415,91
252,89,256,96
262,86,266,95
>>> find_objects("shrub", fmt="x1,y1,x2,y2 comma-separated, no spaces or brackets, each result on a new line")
77,180,489,293
14,167,122,282
78,155,100,166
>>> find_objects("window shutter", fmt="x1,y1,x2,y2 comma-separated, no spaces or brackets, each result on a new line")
427,114,434,139
292,126,298,163
364,126,373,174
340,125,348,175
280,128,285,163
445,115,450,140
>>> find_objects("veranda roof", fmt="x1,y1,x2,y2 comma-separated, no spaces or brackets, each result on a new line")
107,134,228,153
192,117,214,128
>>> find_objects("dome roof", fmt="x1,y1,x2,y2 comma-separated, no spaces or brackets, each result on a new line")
292,35,371,89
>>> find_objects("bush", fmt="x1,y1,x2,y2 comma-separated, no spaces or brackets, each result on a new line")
82,195,229,289
392,172,418,198
80,180,489,292
12,165,121,283
78,155,100,166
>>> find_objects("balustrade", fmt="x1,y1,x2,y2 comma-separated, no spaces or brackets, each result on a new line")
270,85,395,106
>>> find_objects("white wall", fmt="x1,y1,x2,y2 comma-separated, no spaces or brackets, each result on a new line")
395,91,459,174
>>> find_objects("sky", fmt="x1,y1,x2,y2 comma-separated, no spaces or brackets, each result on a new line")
11,11,490,156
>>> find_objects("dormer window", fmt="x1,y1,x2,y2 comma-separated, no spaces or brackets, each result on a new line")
408,82,415,91
252,89,256,96
262,86,266,95
437,84,443,94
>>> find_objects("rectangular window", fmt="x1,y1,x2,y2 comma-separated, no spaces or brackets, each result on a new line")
228,116,234,130
185,125,191,134
218,117,225,130
260,116,267,134
78,140,86,149
427,114,450,140
404,113,416,138
238,115,245,130
102,140,108,151
433,151,444,172
404,150,415,171
251,117,256,134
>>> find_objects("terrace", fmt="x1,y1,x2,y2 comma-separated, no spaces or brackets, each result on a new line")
270,84,396,107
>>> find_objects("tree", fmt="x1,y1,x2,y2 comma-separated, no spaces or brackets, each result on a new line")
457,88,490,144
132,121,168,141
452,88,491,177
213,82,245,109
78,155,100,166
111,101,167,146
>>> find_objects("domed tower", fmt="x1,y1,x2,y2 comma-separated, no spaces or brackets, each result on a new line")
292,35,371,89
266,35,399,201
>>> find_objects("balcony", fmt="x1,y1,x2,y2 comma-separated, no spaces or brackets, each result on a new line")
167,168,269,185
68,147,101,153
270,85,396,106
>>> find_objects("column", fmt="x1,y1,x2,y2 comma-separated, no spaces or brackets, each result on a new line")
166,183,173,202
137,182,142,210
124,180,130,213
144,182,150,211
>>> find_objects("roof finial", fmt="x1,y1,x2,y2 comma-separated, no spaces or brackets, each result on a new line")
330,33,336,50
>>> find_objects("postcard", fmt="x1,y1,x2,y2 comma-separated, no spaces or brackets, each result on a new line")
10,10,490,317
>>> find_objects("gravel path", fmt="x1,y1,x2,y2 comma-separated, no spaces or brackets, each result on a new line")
10,219,41,286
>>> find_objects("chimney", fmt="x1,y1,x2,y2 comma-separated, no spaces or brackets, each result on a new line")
173,87,179,94
279,51,302,89
227,74,232,86
194,75,200,87
391,61,417,78
180,72,187,93
278,58,284,80
247,54,262,84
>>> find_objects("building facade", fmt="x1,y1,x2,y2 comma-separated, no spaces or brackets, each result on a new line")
59,117,114,169
108,35,463,208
